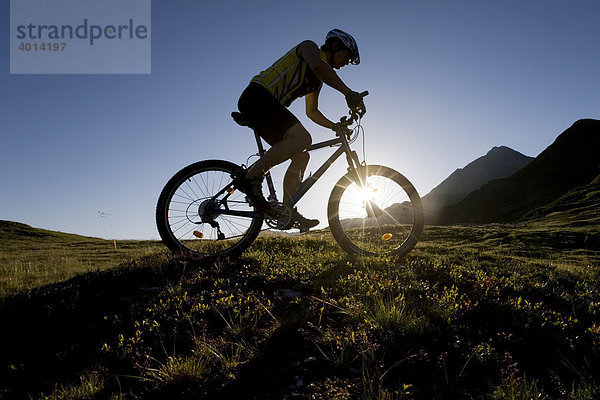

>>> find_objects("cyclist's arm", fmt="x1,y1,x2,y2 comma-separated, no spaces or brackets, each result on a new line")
298,41,351,96
305,87,335,129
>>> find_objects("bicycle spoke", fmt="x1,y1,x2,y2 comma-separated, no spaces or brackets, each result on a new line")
328,165,423,257
157,161,263,258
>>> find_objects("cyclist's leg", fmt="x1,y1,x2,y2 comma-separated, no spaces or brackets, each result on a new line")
246,123,312,180
283,151,309,203
243,122,318,230
283,149,319,231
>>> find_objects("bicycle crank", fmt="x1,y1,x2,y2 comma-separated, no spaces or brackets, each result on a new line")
264,202,292,230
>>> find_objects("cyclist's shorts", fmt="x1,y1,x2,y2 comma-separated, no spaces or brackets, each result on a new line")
237,82,300,146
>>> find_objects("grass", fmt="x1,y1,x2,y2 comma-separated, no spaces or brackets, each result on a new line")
0,221,163,298
1,220,599,399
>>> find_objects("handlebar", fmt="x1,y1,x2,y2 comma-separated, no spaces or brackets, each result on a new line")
339,90,368,127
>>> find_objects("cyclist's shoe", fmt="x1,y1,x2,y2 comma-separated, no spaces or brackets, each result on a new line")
231,172,279,219
284,208,319,233
295,211,319,233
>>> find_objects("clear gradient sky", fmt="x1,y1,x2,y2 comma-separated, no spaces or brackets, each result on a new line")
2,0,599,239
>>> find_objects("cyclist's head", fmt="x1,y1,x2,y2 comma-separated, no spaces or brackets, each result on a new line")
322,29,360,67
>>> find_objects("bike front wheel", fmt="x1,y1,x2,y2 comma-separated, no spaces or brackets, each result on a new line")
327,165,424,257
156,160,263,259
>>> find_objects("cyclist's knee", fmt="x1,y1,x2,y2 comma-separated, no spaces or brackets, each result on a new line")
299,131,312,150
284,124,312,150
290,151,310,166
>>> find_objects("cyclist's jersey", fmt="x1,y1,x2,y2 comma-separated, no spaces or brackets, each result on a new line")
251,41,327,107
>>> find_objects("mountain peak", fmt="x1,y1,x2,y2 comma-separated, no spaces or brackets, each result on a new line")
422,146,534,222
572,118,600,128
487,145,515,154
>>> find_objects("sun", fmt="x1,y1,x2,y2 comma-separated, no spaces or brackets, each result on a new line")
354,182,378,202
351,180,386,219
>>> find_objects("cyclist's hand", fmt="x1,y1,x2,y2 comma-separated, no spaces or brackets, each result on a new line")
345,90,366,116
332,122,353,139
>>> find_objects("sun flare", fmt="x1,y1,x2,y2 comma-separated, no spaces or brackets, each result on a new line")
355,183,379,203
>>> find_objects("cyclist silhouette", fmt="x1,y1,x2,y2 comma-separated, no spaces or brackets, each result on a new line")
233,29,366,231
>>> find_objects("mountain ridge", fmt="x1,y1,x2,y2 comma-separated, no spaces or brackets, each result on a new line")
438,119,600,224
422,146,534,224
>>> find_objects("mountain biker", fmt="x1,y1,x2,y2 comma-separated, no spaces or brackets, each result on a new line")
233,29,366,232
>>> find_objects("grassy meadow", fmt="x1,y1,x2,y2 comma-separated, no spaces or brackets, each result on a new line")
1,221,599,399
0,222,163,298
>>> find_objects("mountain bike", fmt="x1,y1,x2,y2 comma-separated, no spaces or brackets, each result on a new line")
156,92,424,259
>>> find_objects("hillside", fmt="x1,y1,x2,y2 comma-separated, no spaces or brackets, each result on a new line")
0,220,97,241
422,146,533,223
524,174,600,227
0,220,162,297
1,225,599,399
438,119,600,223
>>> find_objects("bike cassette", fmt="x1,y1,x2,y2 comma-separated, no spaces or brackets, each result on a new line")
264,202,292,230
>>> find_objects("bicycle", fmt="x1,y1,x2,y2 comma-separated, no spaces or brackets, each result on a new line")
156,92,424,259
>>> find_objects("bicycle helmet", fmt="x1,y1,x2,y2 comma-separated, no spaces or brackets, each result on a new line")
326,29,360,65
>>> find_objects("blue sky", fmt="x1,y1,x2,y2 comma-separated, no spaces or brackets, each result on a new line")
2,0,599,239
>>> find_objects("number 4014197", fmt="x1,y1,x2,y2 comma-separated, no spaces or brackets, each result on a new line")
18,42,66,51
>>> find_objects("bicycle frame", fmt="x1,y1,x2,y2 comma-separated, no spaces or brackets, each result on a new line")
259,130,362,208
208,114,366,221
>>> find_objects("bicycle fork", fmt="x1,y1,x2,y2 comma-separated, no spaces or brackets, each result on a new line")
343,144,384,219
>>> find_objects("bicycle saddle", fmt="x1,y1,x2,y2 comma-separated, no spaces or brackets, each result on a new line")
231,112,253,127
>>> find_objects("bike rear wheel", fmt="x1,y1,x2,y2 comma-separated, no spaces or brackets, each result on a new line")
156,160,263,259
327,165,423,257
